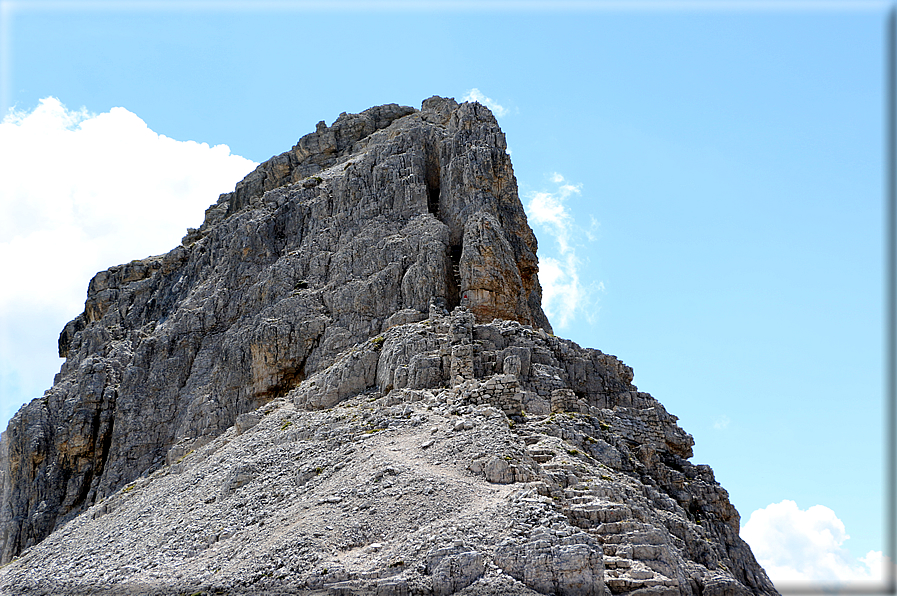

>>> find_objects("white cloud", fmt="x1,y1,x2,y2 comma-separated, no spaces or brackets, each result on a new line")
585,214,599,241
712,415,730,430
524,173,600,329
462,88,509,118
538,254,586,329
527,173,581,256
0,97,257,423
741,500,893,590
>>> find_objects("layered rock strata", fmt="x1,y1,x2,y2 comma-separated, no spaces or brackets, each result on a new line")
0,96,777,596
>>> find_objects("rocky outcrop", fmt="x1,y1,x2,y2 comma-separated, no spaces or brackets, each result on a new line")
0,311,777,596
0,96,777,596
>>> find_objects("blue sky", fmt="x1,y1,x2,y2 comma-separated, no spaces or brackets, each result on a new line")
0,1,892,590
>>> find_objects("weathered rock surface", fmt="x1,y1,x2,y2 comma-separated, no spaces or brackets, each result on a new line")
0,97,777,596
0,312,776,595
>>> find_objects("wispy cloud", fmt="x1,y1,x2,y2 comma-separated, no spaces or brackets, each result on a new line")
0,97,257,422
712,415,730,430
527,172,580,254
741,500,893,590
462,88,509,118
524,173,601,329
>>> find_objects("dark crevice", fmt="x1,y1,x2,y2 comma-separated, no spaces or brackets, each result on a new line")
96,414,115,484
425,147,441,216
688,501,703,523
261,362,307,402
447,244,462,310
427,180,440,215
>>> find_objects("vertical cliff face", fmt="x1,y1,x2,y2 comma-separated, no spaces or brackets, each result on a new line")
0,96,551,563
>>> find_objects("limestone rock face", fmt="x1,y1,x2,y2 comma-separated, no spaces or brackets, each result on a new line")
0,97,777,596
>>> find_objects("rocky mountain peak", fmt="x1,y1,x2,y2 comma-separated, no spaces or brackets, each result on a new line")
2,96,550,563
0,97,777,596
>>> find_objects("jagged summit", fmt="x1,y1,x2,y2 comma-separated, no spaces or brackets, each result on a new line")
0,97,777,596
186,95,549,332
